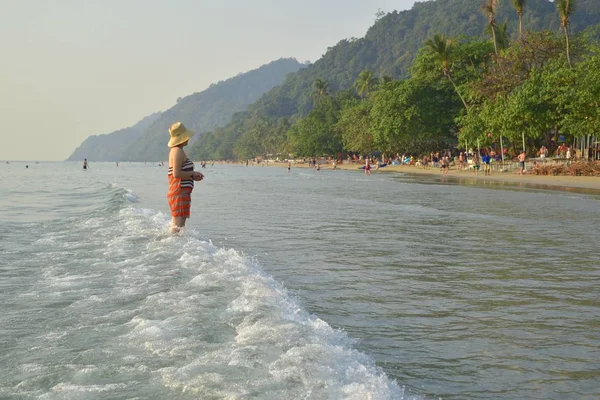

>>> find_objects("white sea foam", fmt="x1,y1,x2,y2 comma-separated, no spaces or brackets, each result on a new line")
123,188,138,203
4,162,600,400
3,184,415,400
110,205,409,399
50,382,130,392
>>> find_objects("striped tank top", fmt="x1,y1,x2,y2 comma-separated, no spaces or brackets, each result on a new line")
168,158,194,192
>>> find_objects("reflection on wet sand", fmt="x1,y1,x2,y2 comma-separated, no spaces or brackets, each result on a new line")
401,173,600,196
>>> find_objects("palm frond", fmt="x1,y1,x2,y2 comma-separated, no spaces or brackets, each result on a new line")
511,0,525,15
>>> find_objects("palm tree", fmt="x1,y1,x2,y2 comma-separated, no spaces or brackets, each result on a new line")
481,0,500,55
557,0,575,68
312,79,329,103
354,70,379,97
497,20,510,50
425,34,469,109
511,0,526,38
486,20,509,50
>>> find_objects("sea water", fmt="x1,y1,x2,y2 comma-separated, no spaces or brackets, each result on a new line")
1,162,599,400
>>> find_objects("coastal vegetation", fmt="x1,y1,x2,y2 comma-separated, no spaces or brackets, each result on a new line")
67,0,600,162
190,0,600,161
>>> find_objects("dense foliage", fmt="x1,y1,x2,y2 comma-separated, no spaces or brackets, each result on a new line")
458,29,600,154
191,0,600,161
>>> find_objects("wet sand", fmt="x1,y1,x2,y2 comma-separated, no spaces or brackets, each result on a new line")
290,162,600,193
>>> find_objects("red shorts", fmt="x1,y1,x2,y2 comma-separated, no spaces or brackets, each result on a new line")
167,189,192,218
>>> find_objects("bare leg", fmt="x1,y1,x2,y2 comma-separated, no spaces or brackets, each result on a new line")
171,216,187,233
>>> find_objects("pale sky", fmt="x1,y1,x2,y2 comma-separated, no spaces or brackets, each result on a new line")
0,0,418,161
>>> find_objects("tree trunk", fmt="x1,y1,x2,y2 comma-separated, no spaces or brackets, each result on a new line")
491,25,498,55
564,26,572,68
446,74,469,110
519,15,523,38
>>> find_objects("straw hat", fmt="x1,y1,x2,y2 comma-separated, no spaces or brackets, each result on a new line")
168,122,195,148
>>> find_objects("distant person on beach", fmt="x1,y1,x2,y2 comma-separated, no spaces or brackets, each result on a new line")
472,153,480,176
167,122,204,233
365,159,371,175
482,153,491,176
82,159,88,170
440,156,448,174
518,151,526,175
287,161,291,172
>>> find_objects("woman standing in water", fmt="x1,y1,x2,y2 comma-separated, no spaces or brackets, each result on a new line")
167,122,204,233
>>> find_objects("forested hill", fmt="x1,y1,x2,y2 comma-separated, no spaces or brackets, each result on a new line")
232,0,600,122
67,112,161,162
123,58,305,161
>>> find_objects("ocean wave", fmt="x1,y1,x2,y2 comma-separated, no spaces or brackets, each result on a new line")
2,202,414,399
116,207,410,399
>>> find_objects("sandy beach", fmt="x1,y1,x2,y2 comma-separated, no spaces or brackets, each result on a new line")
287,161,600,192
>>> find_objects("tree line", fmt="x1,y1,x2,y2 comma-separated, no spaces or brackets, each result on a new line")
191,0,600,161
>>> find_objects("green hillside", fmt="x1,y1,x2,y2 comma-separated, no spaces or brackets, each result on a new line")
67,112,161,162
68,58,305,162
191,0,600,160
124,58,304,161
248,0,598,120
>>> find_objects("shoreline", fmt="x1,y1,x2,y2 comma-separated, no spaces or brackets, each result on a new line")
287,161,600,193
